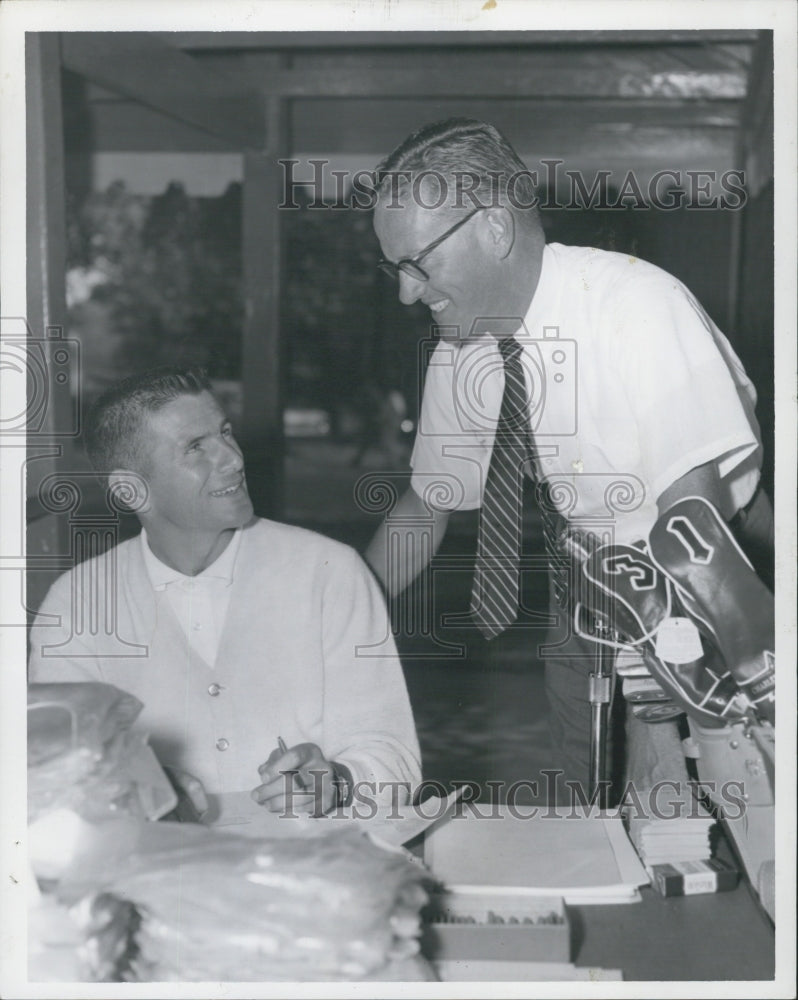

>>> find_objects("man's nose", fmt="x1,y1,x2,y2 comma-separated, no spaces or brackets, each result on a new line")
216,436,244,473
398,270,425,306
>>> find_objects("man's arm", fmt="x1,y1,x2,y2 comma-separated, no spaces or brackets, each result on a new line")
655,454,773,592
364,485,450,596
28,575,102,683
316,544,422,801
656,459,726,518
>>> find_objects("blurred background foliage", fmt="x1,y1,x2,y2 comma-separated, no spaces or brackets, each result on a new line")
66,180,243,380
64,180,425,441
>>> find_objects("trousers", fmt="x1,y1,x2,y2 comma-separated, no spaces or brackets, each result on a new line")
541,570,625,804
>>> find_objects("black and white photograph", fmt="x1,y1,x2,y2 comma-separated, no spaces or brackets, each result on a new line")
1,0,795,996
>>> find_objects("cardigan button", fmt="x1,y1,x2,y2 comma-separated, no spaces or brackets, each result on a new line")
208,683,222,696
215,738,230,751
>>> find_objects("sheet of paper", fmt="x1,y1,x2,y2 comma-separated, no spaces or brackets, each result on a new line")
424,805,648,904
205,787,466,849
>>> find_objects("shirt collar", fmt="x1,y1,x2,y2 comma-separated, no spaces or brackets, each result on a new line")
140,528,242,591
482,244,560,347
521,243,561,338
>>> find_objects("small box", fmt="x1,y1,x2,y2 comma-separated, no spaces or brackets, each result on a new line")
648,858,739,897
421,890,570,963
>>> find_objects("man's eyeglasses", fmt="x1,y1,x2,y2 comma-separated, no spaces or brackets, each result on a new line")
377,207,485,283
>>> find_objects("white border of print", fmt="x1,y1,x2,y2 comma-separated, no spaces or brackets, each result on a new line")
1,2,795,998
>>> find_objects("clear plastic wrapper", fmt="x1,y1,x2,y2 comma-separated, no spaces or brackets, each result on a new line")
28,682,434,982
59,819,433,981
28,682,175,824
28,683,147,823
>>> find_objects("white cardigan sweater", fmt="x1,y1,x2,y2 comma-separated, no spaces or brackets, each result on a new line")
28,519,421,803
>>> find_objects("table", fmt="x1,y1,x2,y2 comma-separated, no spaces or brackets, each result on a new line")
571,878,774,981
419,804,775,982
427,878,774,982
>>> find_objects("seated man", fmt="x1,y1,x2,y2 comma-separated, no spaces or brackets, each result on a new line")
28,366,421,819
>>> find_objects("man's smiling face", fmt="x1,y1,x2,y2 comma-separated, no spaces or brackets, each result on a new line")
137,390,253,545
374,190,501,346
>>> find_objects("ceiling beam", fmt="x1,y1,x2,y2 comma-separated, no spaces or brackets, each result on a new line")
291,98,741,151
72,96,740,154
159,30,761,51
242,64,746,100
59,32,267,149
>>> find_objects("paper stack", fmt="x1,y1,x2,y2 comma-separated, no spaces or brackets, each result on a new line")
626,799,714,868
423,804,649,905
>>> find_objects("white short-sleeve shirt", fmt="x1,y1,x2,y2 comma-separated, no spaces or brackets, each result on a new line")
410,243,761,544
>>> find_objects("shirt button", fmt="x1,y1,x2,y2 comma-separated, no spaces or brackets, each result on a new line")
215,737,229,751
208,683,222,697
193,622,202,631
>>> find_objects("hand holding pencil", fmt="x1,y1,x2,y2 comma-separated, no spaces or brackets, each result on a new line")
251,737,337,815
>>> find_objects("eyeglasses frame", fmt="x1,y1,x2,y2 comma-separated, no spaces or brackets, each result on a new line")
377,206,486,282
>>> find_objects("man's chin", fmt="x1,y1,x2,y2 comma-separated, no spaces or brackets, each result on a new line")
218,493,254,529
434,318,471,347
235,499,255,527
436,324,490,348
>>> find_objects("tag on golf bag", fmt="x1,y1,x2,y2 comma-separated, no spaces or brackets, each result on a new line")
648,497,775,725
581,544,749,727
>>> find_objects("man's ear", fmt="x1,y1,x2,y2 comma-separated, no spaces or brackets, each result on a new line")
482,207,515,260
107,469,151,515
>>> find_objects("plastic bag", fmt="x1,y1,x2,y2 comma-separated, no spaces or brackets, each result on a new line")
63,820,432,981
28,683,175,824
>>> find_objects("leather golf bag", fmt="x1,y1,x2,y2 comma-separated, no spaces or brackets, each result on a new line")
577,497,775,919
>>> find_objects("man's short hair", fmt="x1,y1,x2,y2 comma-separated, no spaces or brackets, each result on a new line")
376,118,541,228
85,365,213,473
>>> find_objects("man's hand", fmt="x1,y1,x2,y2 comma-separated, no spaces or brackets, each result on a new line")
162,766,209,823
364,485,450,595
251,742,336,815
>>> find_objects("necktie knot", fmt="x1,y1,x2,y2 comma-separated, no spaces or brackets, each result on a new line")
496,337,528,432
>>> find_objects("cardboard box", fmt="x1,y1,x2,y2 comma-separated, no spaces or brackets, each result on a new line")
648,858,739,897
421,890,570,963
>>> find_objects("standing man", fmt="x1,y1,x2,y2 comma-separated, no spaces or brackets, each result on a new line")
29,367,421,819
364,118,769,794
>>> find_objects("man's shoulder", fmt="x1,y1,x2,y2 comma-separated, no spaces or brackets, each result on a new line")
241,518,359,566
550,242,671,283
46,533,141,583
35,533,142,610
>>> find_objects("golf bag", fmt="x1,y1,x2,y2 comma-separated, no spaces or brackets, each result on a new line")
576,497,775,919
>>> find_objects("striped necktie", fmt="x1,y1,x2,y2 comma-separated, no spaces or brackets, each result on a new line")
470,336,533,638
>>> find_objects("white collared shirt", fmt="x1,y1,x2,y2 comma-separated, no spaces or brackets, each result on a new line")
140,529,242,666
410,243,761,543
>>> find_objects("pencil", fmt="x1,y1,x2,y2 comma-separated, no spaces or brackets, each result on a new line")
276,736,311,792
